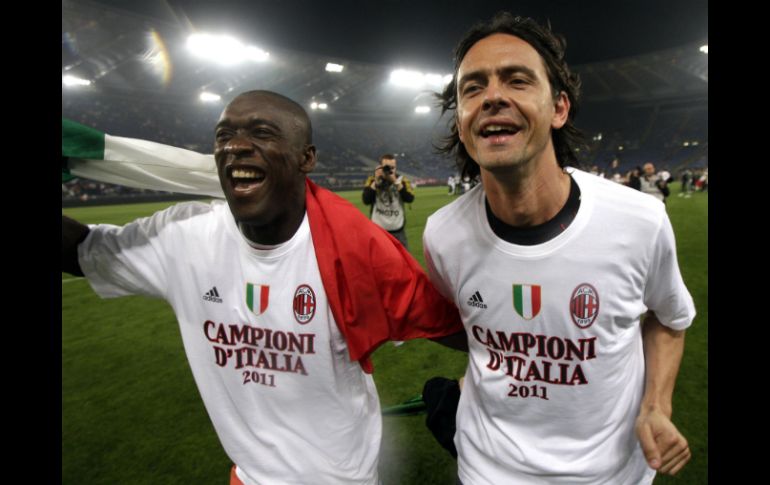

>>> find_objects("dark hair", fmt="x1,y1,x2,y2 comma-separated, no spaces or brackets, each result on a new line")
436,12,587,178
379,153,396,163
233,90,313,145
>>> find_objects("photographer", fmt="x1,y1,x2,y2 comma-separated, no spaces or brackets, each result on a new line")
362,153,415,248
640,162,670,203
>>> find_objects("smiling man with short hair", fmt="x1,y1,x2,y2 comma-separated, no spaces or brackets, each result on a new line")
62,90,463,485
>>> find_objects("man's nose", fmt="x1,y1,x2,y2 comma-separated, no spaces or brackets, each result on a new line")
482,80,510,111
224,135,252,155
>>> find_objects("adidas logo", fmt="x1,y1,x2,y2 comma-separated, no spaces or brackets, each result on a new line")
467,291,488,309
202,287,223,303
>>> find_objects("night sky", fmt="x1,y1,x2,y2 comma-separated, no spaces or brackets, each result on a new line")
82,0,708,69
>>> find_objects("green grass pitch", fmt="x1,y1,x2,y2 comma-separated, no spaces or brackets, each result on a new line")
62,184,707,484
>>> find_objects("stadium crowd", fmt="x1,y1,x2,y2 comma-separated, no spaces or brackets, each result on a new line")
63,91,707,202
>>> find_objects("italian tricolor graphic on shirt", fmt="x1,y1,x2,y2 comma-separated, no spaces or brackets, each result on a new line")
246,283,270,316
512,284,542,320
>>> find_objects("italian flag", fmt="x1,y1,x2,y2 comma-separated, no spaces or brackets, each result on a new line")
513,284,542,320
246,283,270,316
61,118,224,198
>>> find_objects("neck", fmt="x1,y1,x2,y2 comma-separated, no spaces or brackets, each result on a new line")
241,186,307,246
481,157,570,227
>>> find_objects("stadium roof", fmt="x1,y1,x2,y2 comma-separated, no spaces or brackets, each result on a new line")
63,0,708,116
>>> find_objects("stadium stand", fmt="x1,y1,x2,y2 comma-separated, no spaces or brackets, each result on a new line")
63,0,707,201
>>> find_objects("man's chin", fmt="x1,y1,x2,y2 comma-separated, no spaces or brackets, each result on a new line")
478,157,527,172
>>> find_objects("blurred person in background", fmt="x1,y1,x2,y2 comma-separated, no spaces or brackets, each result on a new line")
627,165,642,190
607,157,623,183
641,162,670,203
362,153,415,248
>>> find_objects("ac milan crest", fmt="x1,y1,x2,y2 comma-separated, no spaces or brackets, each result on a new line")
246,283,270,316
570,283,599,329
512,284,541,320
293,284,316,324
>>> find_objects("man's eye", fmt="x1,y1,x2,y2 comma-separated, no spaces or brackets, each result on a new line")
251,127,275,137
462,84,481,96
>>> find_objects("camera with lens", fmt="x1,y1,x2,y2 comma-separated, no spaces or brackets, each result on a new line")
377,165,395,187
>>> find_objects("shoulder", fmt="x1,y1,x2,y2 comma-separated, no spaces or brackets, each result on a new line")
425,185,482,240
131,200,228,236
156,199,224,221
570,168,666,229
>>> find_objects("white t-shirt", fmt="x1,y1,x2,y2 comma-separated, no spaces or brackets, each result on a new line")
423,168,695,485
370,176,406,232
79,201,381,485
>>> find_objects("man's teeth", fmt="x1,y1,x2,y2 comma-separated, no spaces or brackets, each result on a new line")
482,125,517,135
232,169,262,179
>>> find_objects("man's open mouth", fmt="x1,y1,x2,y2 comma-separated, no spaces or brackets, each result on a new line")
480,124,520,138
229,166,266,192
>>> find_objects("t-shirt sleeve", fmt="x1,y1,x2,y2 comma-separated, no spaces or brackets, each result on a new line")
643,212,696,330
77,209,175,300
423,229,456,305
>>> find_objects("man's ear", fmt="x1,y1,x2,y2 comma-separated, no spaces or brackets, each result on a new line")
299,145,317,174
456,114,466,144
551,91,570,129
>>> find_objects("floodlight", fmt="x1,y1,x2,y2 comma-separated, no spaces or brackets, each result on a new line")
200,92,221,102
62,75,91,87
187,33,269,65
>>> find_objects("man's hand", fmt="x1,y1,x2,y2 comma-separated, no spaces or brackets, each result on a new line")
635,408,691,475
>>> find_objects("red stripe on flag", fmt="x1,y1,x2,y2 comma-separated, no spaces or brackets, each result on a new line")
531,286,541,316
260,286,269,314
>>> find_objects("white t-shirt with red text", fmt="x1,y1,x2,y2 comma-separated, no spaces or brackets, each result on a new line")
79,200,381,485
423,169,695,485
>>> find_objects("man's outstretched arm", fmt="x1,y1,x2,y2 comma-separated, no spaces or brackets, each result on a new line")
635,311,690,476
62,215,90,276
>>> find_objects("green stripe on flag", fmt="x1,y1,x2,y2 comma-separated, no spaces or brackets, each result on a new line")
62,170,76,183
246,284,254,312
62,118,105,160
62,155,76,183
513,285,523,316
